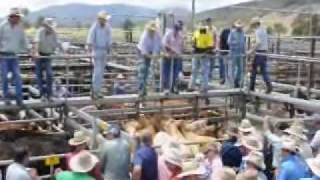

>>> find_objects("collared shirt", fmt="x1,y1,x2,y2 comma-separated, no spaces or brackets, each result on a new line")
162,29,184,55
55,171,94,180
228,28,246,54
137,30,162,55
35,27,59,54
87,22,112,50
255,26,268,51
277,154,310,180
0,20,28,54
133,144,158,180
99,137,131,180
6,162,32,180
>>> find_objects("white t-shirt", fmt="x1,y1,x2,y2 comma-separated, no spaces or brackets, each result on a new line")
6,163,32,180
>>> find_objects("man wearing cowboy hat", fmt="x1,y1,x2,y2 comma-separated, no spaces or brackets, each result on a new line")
0,8,28,106
87,10,112,100
33,17,62,102
277,138,310,180
56,150,99,180
227,20,246,88
248,17,272,94
137,21,162,97
241,151,267,180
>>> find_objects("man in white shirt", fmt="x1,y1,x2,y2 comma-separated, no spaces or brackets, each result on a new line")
0,8,28,106
33,18,61,101
87,11,112,100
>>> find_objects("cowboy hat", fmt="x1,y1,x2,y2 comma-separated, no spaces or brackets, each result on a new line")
146,21,158,31
215,167,237,180
163,147,183,168
69,131,90,146
281,138,297,152
250,17,261,25
177,161,206,178
236,169,259,180
69,150,99,173
97,10,111,21
43,18,57,29
244,151,266,170
241,135,263,151
306,154,320,177
8,8,23,17
283,124,307,141
234,20,243,28
238,119,255,133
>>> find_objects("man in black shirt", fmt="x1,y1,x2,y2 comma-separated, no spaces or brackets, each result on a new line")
218,28,231,85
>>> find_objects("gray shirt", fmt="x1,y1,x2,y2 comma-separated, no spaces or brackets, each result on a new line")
0,20,28,54
99,137,131,180
87,22,112,51
6,163,32,180
255,26,268,51
35,27,59,54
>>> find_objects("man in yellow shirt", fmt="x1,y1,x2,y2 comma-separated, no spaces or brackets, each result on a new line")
189,25,213,93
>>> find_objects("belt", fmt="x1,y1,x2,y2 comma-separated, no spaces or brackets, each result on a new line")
256,50,267,53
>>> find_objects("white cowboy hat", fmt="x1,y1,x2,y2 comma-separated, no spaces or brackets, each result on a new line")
69,150,99,173
163,147,183,168
69,131,90,146
283,124,307,141
215,167,237,180
250,17,261,25
234,20,243,28
238,119,255,133
244,151,266,170
177,161,206,178
241,135,263,151
146,21,158,31
97,10,111,21
43,18,57,29
8,8,23,17
281,138,297,152
306,154,320,177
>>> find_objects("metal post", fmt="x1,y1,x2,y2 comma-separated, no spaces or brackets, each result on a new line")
307,38,316,97
192,0,196,32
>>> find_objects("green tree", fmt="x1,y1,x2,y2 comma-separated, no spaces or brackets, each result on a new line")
273,23,288,36
292,14,320,36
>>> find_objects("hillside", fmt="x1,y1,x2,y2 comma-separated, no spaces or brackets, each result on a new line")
27,3,158,27
197,0,320,33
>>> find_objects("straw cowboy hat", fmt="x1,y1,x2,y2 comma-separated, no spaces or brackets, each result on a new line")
69,150,99,173
146,21,158,31
177,161,206,178
283,124,307,141
8,8,24,17
281,138,297,152
241,135,263,151
43,18,57,29
163,147,183,168
234,19,243,28
250,17,261,25
215,167,237,180
236,169,259,180
238,119,255,133
69,131,90,146
306,154,320,177
97,10,111,20
244,151,266,170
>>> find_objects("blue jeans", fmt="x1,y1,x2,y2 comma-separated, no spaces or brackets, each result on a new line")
231,54,244,88
219,54,226,81
1,56,23,103
190,55,210,91
161,57,180,91
35,56,53,98
138,55,151,95
209,54,226,81
250,53,271,91
92,50,108,95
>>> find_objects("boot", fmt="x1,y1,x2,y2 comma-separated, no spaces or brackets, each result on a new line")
266,83,273,94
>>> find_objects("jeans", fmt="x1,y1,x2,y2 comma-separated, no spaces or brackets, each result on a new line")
161,57,180,92
190,55,210,91
92,50,108,95
138,55,151,96
231,54,244,88
35,55,53,98
209,54,226,81
1,56,23,103
250,52,271,91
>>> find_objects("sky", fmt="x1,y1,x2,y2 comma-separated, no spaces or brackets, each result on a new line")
0,0,253,16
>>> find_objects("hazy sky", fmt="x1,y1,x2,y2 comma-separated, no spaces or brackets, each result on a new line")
0,0,252,16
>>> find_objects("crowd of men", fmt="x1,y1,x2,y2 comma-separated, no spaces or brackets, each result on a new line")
0,7,274,106
3,116,320,180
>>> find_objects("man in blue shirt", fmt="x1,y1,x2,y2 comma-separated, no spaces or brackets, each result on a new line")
132,132,158,180
277,139,310,180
